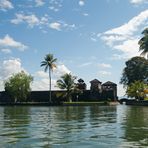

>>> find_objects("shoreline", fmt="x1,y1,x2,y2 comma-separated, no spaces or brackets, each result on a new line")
0,101,119,106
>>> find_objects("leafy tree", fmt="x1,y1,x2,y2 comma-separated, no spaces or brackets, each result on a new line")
120,56,148,87
56,73,76,102
126,81,147,100
41,53,57,103
4,71,33,102
138,28,148,59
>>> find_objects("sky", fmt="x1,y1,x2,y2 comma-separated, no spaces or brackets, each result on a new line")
0,0,148,97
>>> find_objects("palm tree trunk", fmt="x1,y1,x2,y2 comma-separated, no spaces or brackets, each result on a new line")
49,69,52,103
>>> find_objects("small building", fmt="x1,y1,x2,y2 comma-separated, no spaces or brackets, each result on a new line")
102,81,117,101
77,78,86,90
90,79,102,91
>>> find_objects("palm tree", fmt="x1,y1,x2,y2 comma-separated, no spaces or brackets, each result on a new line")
56,73,76,102
41,53,57,103
138,28,148,59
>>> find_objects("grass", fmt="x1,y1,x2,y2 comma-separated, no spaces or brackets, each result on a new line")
63,101,108,106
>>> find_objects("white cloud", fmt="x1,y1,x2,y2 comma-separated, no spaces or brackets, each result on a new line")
83,13,89,16
0,0,13,11
90,37,97,42
117,84,126,97
32,69,58,90
0,58,29,91
1,48,11,54
62,23,76,30
35,0,45,7
0,34,27,51
32,64,71,90
0,58,25,80
111,54,125,60
54,64,71,77
31,79,48,90
100,10,148,59
0,81,4,91
11,13,76,32
11,13,40,28
49,0,62,12
79,0,85,6
35,71,48,79
130,0,148,4
114,39,140,58
78,62,92,67
49,22,61,31
104,10,148,37
31,78,57,90
98,63,112,68
49,21,76,31
98,71,111,76
49,6,59,12
32,71,51,90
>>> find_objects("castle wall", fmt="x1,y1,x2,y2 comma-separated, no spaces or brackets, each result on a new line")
0,89,117,103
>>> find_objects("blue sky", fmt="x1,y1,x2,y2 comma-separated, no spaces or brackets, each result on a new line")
0,0,148,96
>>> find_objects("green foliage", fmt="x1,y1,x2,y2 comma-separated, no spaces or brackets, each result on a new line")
120,56,148,87
56,73,77,102
4,71,33,102
126,81,148,100
40,53,57,72
138,28,148,59
41,53,57,102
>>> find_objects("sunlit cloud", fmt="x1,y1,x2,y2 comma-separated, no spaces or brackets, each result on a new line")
100,9,148,59
0,0,13,11
49,22,61,31
0,34,27,51
11,13,40,28
79,0,85,6
0,58,25,80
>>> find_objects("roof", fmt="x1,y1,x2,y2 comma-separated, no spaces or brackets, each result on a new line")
78,78,84,83
90,79,102,83
102,81,117,86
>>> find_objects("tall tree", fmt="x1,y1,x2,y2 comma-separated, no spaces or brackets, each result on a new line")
120,56,148,87
4,71,33,102
56,73,76,102
138,28,148,59
41,53,57,103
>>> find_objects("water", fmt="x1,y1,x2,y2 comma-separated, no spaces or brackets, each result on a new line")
0,105,148,148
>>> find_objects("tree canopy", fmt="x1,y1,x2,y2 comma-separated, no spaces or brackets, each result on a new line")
56,73,76,102
138,28,148,59
120,56,148,87
126,81,147,100
4,71,33,102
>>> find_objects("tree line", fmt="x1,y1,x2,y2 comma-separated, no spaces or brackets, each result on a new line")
120,28,148,100
4,54,78,103
3,28,148,102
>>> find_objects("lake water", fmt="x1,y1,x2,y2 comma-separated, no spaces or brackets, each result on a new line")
0,105,148,148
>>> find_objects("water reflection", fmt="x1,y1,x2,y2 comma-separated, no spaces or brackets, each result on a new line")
43,106,119,147
0,105,148,147
124,106,148,147
0,106,30,147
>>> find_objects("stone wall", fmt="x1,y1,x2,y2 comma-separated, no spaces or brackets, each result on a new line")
0,89,118,103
